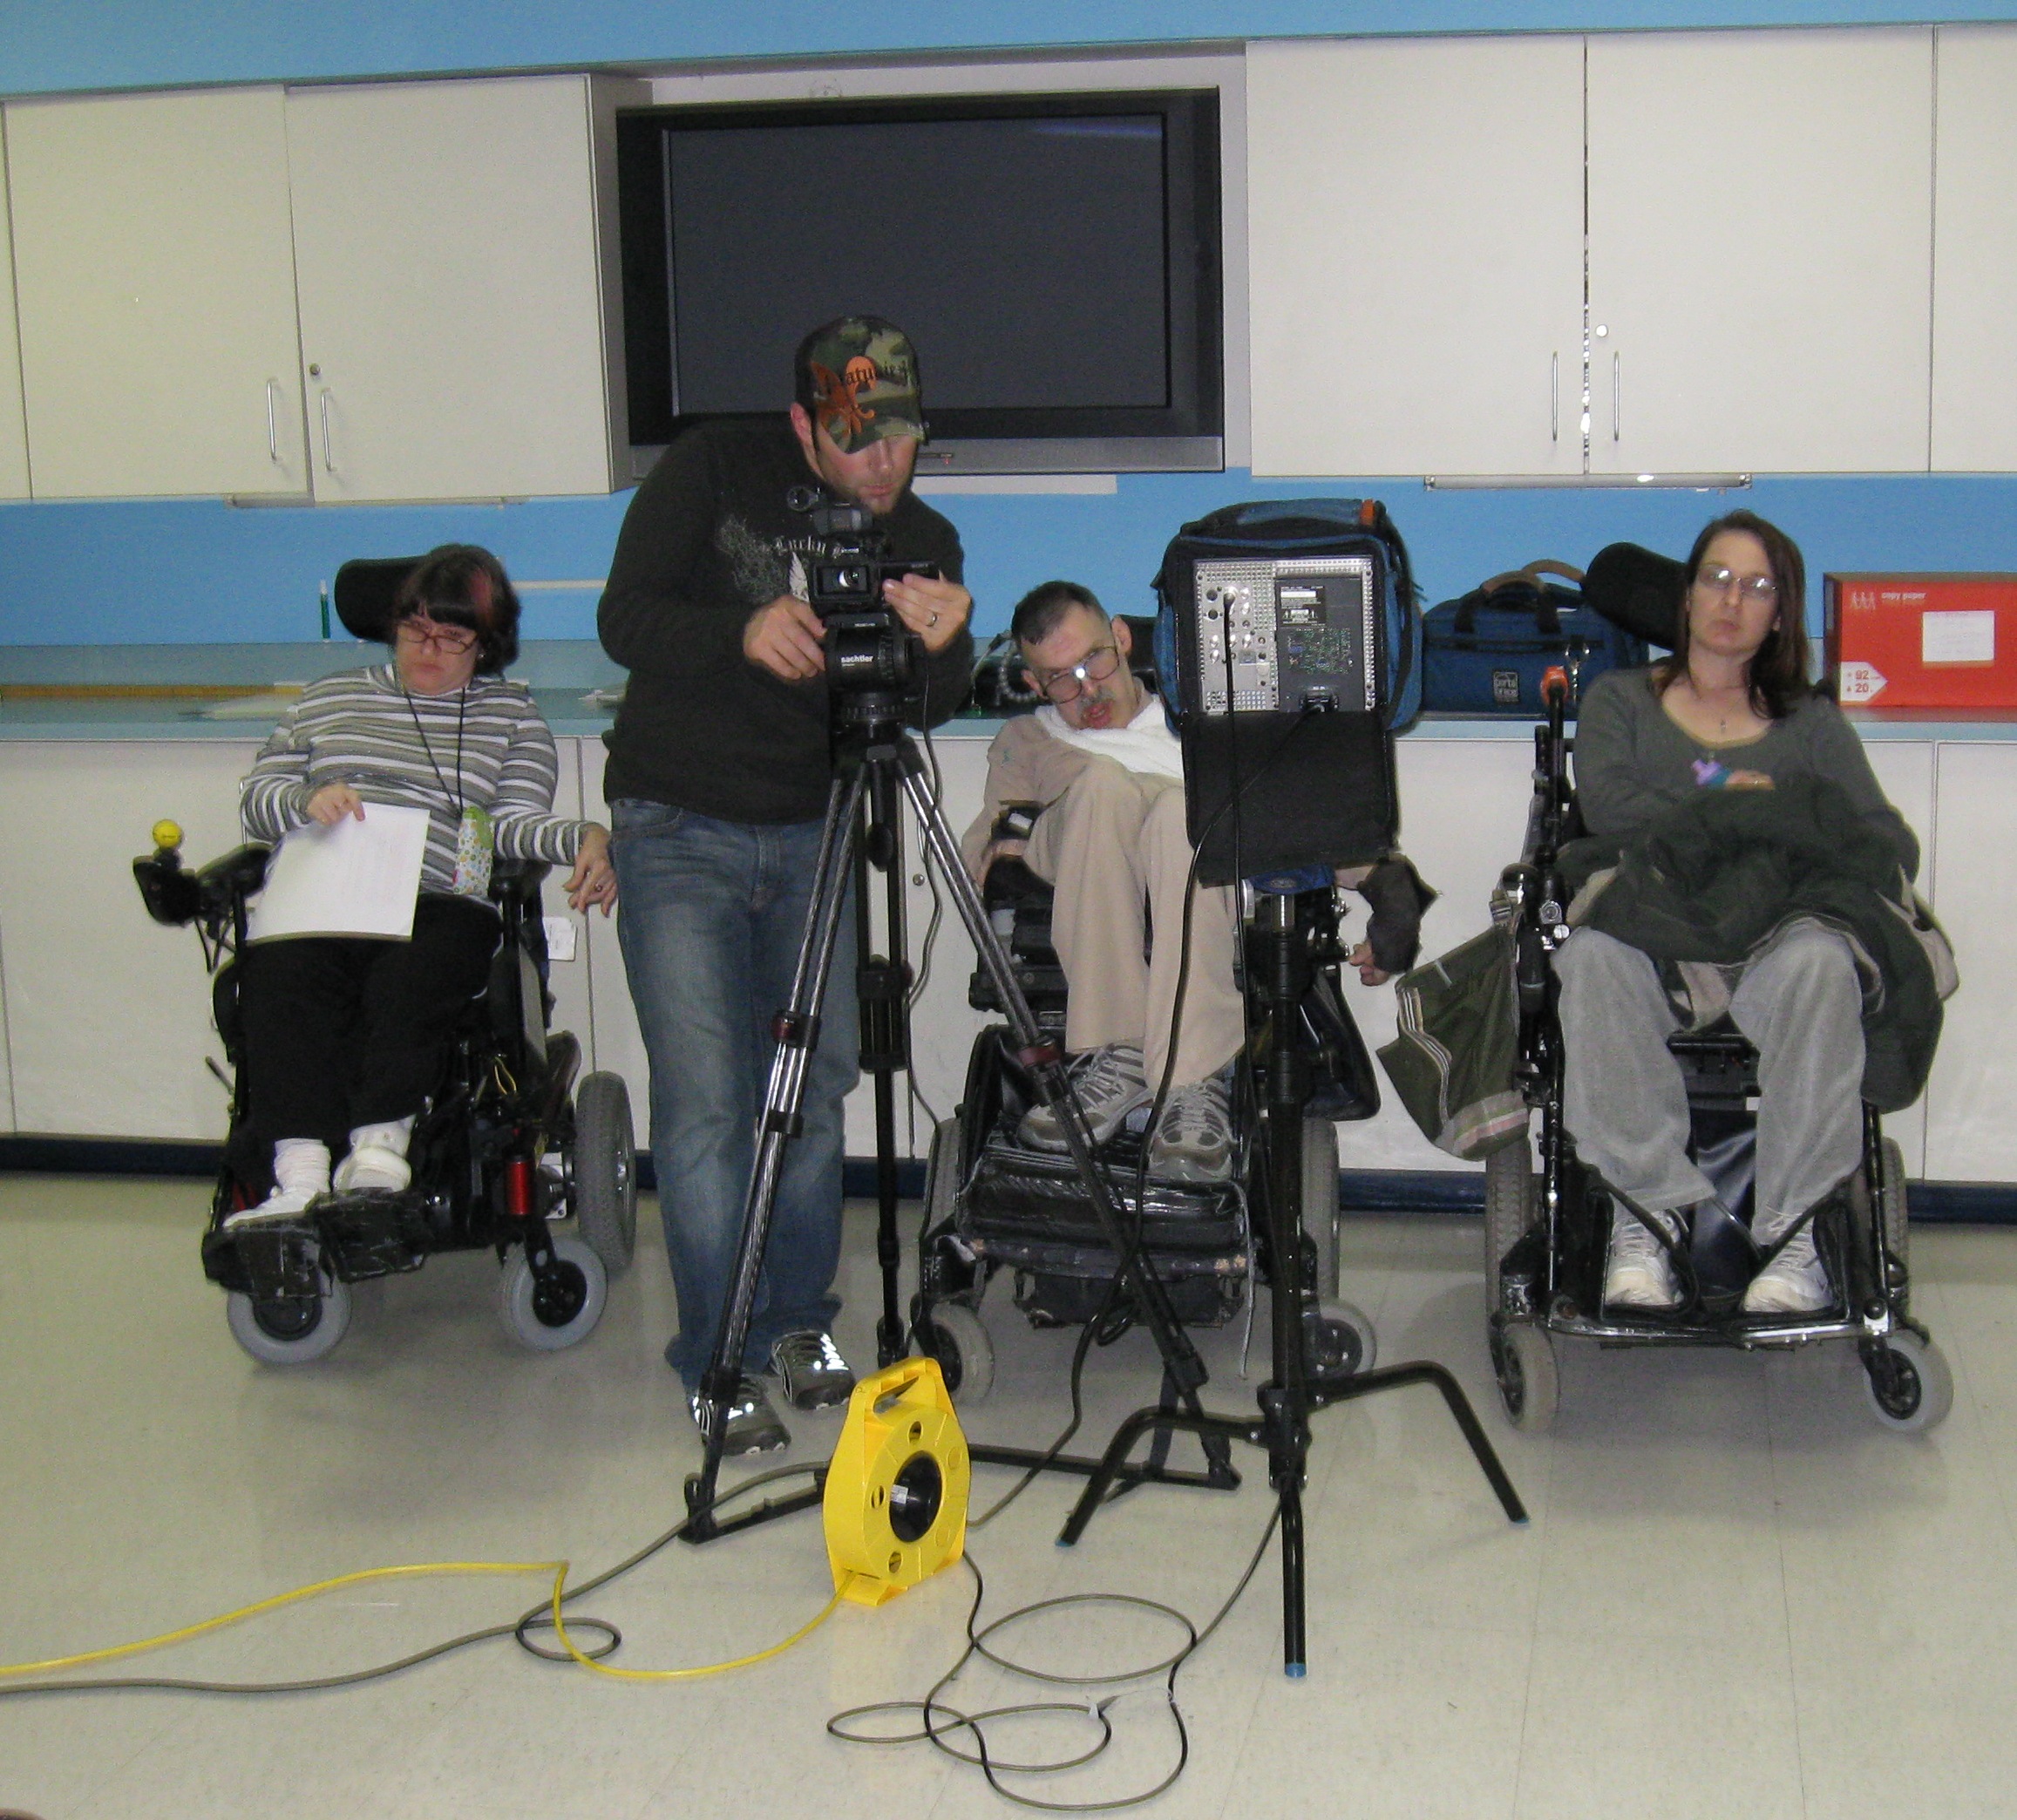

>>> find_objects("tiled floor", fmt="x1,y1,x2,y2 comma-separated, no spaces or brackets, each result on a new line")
3,1173,2014,1818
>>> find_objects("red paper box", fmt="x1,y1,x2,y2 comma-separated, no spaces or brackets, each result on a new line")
1823,573,2017,712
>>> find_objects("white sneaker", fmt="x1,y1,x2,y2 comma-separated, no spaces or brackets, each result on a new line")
1743,1228,1831,1314
1604,1206,1682,1309
333,1144,412,1193
223,1185,319,1230
223,1138,329,1230
1018,1043,1152,1151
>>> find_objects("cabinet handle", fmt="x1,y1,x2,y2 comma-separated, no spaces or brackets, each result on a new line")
317,389,335,473
266,380,284,464
1612,352,1621,443
1551,353,1559,444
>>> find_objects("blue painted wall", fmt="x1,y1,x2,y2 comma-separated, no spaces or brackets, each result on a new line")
3,0,2015,649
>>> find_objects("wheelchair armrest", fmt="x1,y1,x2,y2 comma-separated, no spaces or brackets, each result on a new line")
982,855,1052,911
489,858,551,906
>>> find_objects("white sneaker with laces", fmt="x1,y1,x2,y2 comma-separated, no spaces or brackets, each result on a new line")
1743,1227,1831,1314
1604,1205,1682,1309
1146,1078,1234,1182
1018,1043,1152,1151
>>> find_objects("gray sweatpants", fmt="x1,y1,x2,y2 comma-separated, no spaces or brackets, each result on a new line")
1555,921,1866,1241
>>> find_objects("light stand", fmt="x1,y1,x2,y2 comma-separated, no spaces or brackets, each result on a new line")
1054,879,1529,1674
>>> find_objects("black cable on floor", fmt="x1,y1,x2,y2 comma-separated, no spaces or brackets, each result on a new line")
829,1498,1283,1811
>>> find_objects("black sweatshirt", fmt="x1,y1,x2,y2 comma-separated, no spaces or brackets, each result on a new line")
598,420,972,823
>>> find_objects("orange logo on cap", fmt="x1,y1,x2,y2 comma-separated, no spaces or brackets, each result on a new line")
845,355,879,392
812,362,873,439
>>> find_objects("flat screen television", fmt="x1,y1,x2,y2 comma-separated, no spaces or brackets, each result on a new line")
615,90,1223,478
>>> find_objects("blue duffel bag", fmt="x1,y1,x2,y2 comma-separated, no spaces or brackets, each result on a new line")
1421,560,1647,716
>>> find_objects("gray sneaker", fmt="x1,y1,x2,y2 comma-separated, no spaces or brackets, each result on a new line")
1743,1227,1832,1314
1018,1043,1151,1151
1146,1078,1234,1182
1604,1206,1682,1309
690,1375,790,1455
770,1328,856,1410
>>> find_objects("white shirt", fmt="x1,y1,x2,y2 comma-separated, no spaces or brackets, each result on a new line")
1034,693,1185,783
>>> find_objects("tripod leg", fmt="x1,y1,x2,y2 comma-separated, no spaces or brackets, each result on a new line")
853,768,912,1368
685,764,867,1538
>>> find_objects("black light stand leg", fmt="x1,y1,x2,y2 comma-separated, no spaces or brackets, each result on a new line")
683,762,868,1543
1053,886,1527,1675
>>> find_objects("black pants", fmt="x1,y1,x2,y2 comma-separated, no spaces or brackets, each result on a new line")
237,894,500,1156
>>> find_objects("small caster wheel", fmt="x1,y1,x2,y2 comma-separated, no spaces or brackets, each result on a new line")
499,1233,608,1351
1491,1321,1559,1433
1302,1297,1375,1383
919,1301,995,1405
226,1254,352,1366
1862,1329,1952,1433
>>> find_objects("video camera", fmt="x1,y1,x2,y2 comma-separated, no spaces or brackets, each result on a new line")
787,486,939,703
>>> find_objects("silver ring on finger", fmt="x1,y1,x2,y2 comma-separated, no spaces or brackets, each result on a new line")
929,612,940,628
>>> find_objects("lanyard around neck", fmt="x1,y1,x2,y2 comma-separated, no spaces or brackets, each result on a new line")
401,676,468,815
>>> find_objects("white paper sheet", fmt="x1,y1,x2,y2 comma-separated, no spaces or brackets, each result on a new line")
246,803,432,942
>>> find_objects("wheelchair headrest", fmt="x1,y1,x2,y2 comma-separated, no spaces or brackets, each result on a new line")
332,556,424,642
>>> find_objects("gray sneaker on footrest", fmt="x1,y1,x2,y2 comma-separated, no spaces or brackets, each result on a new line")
1017,1042,1152,1151
1146,1077,1234,1182
770,1328,856,1410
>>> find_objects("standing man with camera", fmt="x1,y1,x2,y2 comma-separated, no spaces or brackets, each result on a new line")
599,317,974,1453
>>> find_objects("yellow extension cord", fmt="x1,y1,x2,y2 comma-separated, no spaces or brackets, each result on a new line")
0,1558,847,1684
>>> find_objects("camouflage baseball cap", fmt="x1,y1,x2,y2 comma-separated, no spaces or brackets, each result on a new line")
798,316,926,453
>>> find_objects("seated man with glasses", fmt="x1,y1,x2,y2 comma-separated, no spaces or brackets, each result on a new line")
960,581,1246,1178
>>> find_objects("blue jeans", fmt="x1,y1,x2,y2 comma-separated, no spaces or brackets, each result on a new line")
609,800,858,1391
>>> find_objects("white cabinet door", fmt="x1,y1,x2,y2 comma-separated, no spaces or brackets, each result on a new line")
0,118,28,501
1923,742,2017,1182
286,76,621,504
1247,36,1584,479
0,742,256,1139
1587,27,1933,476
3,88,309,499
1931,24,2017,472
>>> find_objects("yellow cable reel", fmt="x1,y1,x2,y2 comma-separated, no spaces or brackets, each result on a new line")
823,1355,970,1607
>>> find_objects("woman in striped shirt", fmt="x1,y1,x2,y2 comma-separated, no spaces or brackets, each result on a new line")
228,544,615,1226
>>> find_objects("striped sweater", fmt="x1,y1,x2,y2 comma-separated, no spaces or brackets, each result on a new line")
241,664,587,898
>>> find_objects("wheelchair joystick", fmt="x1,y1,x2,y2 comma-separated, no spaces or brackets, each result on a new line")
153,818,186,859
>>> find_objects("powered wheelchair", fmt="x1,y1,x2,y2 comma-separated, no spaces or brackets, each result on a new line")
133,828,636,1368
909,621,1382,1403
1483,674,1950,1434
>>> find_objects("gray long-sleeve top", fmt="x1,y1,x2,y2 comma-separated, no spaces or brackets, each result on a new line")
1572,666,1919,880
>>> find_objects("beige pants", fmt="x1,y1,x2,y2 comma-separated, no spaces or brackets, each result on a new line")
1024,757,1245,1089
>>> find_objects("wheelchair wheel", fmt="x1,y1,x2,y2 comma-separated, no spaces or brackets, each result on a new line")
919,1300,995,1406
1303,1297,1375,1382
572,1071,637,1277
1862,1329,1953,1434
1301,1116,1341,1298
225,1263,353,1368
1484,1144,1537,1316
1491,1321,1559,1433
497,1233,608,1351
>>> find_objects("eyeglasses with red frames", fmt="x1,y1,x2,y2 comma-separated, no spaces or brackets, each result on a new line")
395,615,479,656
1029,646,1122,704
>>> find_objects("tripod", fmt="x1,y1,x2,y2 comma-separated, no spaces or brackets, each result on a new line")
1054,883,1529,1674
682,680,1239,1544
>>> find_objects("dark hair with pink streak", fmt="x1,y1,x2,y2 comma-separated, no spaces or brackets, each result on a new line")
390,544,520,674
